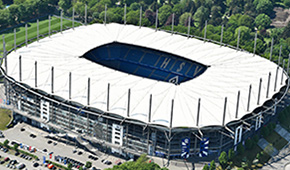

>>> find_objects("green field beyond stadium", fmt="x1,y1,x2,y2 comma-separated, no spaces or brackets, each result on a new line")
0,16,82,57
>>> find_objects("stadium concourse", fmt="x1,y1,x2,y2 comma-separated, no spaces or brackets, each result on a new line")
0,23,289,161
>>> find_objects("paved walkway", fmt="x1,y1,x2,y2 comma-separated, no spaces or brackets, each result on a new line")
258,138,279,157
276,124,290,141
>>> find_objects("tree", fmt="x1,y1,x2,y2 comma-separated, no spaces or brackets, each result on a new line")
209,160,216,170
255,14,271,30
172,3,184,18
179,12,191,26
85,161,92,168
158,5,172,25
228,148,234,161
235,26,251,44
3,139,9,147
13,143,19,151
126,10,139,25
219,151,228,169
193,6,209,28
67,163,72,170
209,5,222,26
58,0,71,14
285,0,290,8
237,143,244,154
281,22,290,39
202,164,209,170
254,0,273,15
239,15,254,29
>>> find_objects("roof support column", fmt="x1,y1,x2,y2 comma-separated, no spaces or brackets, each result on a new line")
274,67,279,92
127,89,130,117
203,20,207,42
124,4,127,25
196,98,201,127
51,66,54,94
49,15,51,37
19,55,22,82
104,4,107,26
222,97,227,126
25,24,28,46
171,13,174,34
61,10,63,33
72,7,75,29
35,61,37,88
266,72,271,98
14,28,16,51
69,72,72,99
281,60,285,85
287,54,290,74
220,25,224,47
37,19,39,41
278,45,282,65
85,4,87,25
253,30,257,56
139,6,142,28
187,17,191,38
235,91,240,119
236,28,240,51
257,78,262,105
87,78,90,106
3,35,7,73
167,99,174,165
247,85,251,112
107,83,110,111
270,38,274,61
155,10,158,32
148,94,152,123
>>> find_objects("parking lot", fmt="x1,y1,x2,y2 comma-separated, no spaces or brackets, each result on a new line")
0,123,122,170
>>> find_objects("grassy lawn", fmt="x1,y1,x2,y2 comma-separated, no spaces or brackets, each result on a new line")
0,16,82,55
264,131,288,150
0,108,12,130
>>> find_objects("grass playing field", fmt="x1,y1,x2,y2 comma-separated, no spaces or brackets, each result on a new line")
0,108,12,130
0,16,82,56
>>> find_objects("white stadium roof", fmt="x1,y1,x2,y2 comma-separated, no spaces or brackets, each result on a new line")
5,23,287,128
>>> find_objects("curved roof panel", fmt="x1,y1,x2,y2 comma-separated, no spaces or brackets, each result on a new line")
5,23,286,128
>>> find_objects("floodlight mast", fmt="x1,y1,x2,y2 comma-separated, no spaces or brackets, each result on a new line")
19,55,22,82
235,91,240,119
247,84,251,112
35,61,37,88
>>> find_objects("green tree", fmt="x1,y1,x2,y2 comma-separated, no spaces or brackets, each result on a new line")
219,151,228,169
172,3,184,18
203,164,209,170
254,0,273,15
209,5,222,26
209,160,216,170
158,5,172,25
237,143,244,155
85,161,92,168
67,163,72,170
193,6,209,28
245,138,253,150
13,143,19,151
228,148,234,161
235,26,251,43
285,0,290,8
126,10,139,25
239,15,254,29
58,0,71,14
255,14,271,30
3,139,9,147
178,12,191,26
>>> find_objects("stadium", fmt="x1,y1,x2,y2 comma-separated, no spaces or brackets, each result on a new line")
1,22,289,160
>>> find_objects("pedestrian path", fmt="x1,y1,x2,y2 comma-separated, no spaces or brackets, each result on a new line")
258,138,279,157
275,124,290,141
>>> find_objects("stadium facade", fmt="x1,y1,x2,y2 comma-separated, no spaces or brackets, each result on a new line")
1,23,289,160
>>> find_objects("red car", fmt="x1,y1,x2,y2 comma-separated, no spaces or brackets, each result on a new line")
4,157,9,161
